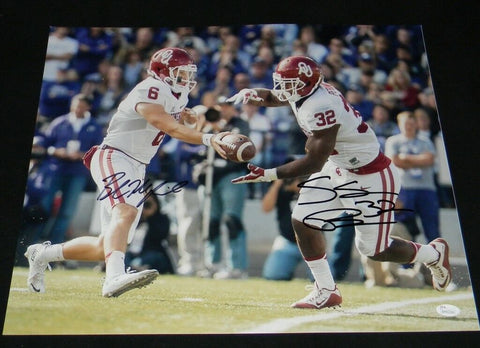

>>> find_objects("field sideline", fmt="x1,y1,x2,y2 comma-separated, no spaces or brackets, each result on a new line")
3,267,479,336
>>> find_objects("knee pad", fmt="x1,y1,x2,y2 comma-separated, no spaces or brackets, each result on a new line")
225,215,244,240
208,219,220,241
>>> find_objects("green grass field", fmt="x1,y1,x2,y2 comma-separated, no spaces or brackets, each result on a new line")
3,267,479,335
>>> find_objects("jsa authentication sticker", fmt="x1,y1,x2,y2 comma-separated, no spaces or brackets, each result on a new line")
436,304,461,317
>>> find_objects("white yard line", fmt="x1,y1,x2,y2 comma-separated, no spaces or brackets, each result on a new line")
241,292,475,333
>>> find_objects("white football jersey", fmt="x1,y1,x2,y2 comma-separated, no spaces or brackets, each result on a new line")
290,82,380,169
103,76,189,164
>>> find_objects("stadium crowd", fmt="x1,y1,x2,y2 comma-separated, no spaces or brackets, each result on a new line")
18,24,455,284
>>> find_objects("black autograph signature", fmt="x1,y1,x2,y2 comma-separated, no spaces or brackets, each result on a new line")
297,175,413,231
97,172,188,208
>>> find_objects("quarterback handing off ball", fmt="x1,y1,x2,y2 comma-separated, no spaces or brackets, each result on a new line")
220,134,256,163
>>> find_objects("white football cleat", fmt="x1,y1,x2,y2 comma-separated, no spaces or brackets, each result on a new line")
425,238,452,291
24,242,52,293
102,269,159,298
291,283,342,309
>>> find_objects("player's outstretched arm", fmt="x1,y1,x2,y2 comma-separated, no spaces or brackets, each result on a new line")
136,102,228,158
232,125,339,184
226,88,288,107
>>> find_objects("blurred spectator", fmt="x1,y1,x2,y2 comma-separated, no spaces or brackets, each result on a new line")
324,52,348,87
291,39,309,57
366,104,400,152
199,26,223,54
174,139,206,276
385,68,420,111
344,84,374,122
270,24,299,56
250,24,287,62
379,90,402,121
222,34,251,72
413,107,435,141
299,25,329,63
42,27,79,83
33,94,103,245
204,66,233,99
327,37,356,66
72,27,114,81
232,72,251,95
197,97,250,279
207,45,246,83
344,25,376,51
358,69,375,93
38,68,82,119
167,27,208,55
365,81,384,105
264,105,294,166
238,24,263,56
394,50,426,89
385,111,440,243
15,127,51,266
248,57,273,89
96,65,128,127
125,193,176,274
256,45,277,70
340,49,388,88
121,48,144,90
79,73,103,117
131,27,158,61
327,212,357,282
393,26,423,63
372,33,396,73
261,175,313,281
240,103,272,198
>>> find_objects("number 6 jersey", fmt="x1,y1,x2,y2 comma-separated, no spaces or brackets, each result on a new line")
103,76,189,164
290,82,380,170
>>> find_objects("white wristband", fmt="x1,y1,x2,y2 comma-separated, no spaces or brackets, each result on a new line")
47,146,56,156
264,168,278,181
202,134,214,146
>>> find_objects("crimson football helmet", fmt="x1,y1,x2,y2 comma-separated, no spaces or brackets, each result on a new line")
272,56,322,102
148,47,197,93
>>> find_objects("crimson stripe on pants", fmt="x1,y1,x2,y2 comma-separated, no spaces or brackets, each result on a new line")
384,166,396,248
98,149,115,207
106,149,125,205
376,170,388,254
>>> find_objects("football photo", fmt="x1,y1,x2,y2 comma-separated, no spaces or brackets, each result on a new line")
1,3,479,346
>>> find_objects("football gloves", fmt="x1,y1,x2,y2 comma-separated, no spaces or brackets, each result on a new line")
231,163,278,184
226,89,264,105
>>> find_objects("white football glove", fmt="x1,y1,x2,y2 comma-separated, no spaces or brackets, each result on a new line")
231,163,278,184
226,89,264,105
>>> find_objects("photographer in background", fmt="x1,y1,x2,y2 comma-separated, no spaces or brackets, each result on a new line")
193,96,250,279
125,193,175,274
261,159,313,281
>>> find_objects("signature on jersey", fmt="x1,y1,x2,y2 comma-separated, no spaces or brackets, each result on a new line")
97,171,188,207
296,175,413,231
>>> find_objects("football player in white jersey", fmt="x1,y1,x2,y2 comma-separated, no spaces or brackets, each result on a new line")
25,47,230,297
228,56,451,309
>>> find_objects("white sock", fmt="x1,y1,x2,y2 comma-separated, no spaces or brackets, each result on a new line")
306,255,336,290
105,251,126,279
411,242,439,264
42,244,65,262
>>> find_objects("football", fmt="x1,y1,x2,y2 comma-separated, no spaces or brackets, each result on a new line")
220,134,256,163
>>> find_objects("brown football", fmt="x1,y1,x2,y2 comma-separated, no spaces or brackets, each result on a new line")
220,134,256,163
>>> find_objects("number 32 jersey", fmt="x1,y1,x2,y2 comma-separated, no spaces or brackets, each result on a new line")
290,82,380,170
103,76,188,164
